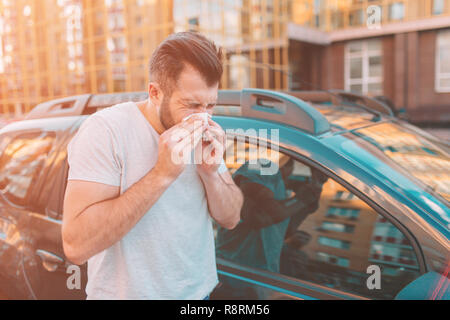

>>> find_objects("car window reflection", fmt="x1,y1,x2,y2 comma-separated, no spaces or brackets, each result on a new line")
216,156,326,299
354,122,450,204
0,132,55,205
214,141,421,300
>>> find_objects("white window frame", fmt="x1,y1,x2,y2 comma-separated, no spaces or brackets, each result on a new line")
433,0,445,15
345,39,383,95
389,2,405,21
229,54,251,89
435,29,450,93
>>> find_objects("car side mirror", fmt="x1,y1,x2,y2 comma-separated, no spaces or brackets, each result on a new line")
395,271,449,300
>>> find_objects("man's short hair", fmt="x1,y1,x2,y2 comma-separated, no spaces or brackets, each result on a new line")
149,31,223,95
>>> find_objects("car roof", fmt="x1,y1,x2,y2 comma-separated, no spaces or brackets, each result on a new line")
24,89,394,136
0,115,85,135
6,89,448,232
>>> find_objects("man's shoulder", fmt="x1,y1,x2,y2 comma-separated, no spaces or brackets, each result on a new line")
94,102,137,122
86,102,137,132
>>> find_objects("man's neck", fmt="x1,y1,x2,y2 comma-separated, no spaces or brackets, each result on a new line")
136,100,166,135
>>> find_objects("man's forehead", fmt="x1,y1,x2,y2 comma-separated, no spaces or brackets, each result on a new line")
178,95,217,104
172,64,218,102
174,85,218,104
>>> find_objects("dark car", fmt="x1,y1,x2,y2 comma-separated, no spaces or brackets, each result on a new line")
0,89,448,300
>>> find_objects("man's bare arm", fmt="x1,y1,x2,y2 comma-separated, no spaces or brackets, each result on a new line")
198,170,243,230
62,168,173,265
195,118,242,229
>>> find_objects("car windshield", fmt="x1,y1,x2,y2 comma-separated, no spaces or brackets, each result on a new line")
352,122,450,205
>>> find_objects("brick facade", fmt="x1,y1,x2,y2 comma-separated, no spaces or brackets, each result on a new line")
289,28,450,125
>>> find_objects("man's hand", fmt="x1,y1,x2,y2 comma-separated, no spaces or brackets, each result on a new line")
153,116,204,181
196,118,226,175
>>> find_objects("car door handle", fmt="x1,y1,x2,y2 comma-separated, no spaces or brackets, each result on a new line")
36,249,64,272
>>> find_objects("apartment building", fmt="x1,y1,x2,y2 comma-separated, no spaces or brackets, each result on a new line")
0,0,448,124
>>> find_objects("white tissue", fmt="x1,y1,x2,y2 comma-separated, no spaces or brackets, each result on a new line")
183,113,213,142
183,112,211,124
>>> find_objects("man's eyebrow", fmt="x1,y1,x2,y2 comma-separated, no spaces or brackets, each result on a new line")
180,99,217,105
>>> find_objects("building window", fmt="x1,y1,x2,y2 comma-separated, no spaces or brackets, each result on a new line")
229,54,251,89
389,2,404,21
433,0,445,15
318,236,351,250
188,17,199,30
345,39,383,96
313,0,322,27
317,252,350,267
349,9,364,27
321,221,355,233
436,29,450,92
326,207,360,219
334,190,354,201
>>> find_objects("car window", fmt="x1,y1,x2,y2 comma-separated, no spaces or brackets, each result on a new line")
32,142,69,218
0,131,55,208
214,139,421,299
353,122,450,205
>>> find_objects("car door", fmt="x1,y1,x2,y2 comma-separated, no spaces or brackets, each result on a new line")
22,126,87,300
0,127,85,299
0,129,59,299
211,136,423,300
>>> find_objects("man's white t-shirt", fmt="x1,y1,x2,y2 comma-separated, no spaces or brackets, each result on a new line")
67,101,227,300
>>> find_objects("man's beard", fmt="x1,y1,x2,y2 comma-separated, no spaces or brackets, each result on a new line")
159,94,176,130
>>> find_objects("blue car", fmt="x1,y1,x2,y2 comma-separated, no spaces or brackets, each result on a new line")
0,89,448,300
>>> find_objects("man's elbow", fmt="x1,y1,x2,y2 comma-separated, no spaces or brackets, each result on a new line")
222,217,240,230
227,193,243,229
63,244,87,266
223,206,242,230
62,227,87,265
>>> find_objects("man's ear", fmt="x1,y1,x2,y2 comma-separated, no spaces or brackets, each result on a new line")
148,82,163,108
